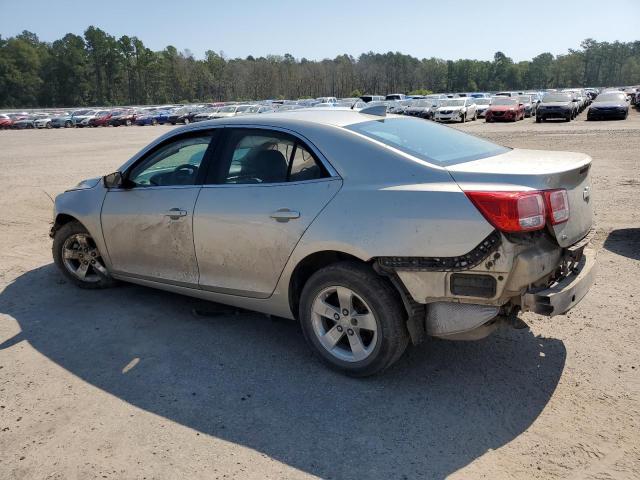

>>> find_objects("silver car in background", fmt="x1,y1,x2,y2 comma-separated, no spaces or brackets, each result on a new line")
50,108,596,376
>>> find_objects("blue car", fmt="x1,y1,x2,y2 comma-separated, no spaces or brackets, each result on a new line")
135,110,172,126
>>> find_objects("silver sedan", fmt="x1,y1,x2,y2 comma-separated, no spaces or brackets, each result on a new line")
51,107,596,376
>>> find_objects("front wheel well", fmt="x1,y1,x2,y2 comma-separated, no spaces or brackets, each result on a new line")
50,214,80,237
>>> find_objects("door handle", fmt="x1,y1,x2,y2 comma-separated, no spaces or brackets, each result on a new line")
165,208,188,220
270,208,300,222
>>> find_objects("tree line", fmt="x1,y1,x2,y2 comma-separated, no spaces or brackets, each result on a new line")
0,27,639,108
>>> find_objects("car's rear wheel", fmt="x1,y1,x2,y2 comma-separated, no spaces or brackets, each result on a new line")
184,118,190,125
53,221,116,289
151,119,158,126
299,261,409,376
125,119,132,126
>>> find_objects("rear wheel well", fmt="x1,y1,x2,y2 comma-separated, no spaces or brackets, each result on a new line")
288,251,410,323
289,251,367,319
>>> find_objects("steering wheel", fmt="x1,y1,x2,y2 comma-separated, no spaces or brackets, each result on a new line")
172,163,199,183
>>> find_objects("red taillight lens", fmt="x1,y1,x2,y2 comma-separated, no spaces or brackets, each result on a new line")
544,189,570,225
465,191,546,233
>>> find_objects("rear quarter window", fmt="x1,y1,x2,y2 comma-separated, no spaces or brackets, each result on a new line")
345,117,509,166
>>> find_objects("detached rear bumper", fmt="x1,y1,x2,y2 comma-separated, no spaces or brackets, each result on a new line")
521,247,596,316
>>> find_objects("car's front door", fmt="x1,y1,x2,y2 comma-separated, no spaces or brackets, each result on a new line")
101,130,219,285
193,128,341,298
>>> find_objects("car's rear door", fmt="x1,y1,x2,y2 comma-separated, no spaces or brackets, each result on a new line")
101,130,220,285
193,127,341,298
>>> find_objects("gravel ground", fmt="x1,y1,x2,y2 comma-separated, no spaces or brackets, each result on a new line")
0,109,639,480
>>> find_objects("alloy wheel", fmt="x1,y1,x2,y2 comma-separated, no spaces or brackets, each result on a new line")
310,286,379,362
61,233,108,283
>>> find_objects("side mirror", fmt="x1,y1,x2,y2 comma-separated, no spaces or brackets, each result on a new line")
103,171,123,189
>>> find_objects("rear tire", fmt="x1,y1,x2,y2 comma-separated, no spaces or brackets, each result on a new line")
52,221,117,289
299,261,409,376
536,116,542,123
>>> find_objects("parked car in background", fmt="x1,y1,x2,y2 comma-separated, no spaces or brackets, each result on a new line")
360,95,385,103
51,110,86,128
562,89,590,112
474,98,492,118
494,91,519,97
536,92,577,122
109,110,136,127
135,109,172,126
517,95,536,117
34,115,54,129
587,91,629,120
316,97,338,104
50,108,596,376
404,99,438,119
88,111,114,127
11,116,36,129
168,106,202,125
385,93,407,101
71,110,98,128
0,114,12,129
193,107,221,122
434,98,478,122
213,105,253,118
485,97,525,122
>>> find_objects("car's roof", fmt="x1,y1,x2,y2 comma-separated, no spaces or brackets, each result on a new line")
189,108,398,129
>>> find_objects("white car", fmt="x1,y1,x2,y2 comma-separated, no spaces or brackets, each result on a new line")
474,98,492,118
315,97,338,104
434,98,478,122
34,116,53,129
213,105,253,118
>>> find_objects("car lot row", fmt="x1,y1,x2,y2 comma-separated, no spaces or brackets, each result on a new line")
1,86,638,130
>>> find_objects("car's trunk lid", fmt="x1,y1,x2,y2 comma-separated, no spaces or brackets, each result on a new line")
446,148,593,247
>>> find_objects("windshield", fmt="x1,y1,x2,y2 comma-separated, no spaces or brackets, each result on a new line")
441,99,465,107
518,96,531,103
595,93,626,102
474,99,491,105
220,106,236,113
345,118,508,166
235,105,252,112
543,93,571,103
491,97,516,106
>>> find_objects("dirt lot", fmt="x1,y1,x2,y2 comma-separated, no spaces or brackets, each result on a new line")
1,110,639,480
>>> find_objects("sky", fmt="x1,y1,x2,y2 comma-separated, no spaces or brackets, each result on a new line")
1,0,639,62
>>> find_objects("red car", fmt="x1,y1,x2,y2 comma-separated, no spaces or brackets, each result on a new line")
485,97,525,122
0,114,12,129
89,111,114,127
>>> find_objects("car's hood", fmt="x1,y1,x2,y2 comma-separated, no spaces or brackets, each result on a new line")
437,106,464,111
66,176,102,192
488,105,517,111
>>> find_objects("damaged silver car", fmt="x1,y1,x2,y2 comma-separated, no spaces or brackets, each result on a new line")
50,107,596,376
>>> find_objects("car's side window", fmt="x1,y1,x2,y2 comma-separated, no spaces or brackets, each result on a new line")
128,134,215,187
221,130,326,185
289,144,323,181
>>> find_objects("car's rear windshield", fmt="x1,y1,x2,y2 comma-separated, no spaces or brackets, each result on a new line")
345,118,509,166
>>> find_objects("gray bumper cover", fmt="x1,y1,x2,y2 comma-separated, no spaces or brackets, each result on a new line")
522,248,596,316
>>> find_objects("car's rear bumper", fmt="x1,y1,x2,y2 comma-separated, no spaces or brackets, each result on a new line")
521,247,596,316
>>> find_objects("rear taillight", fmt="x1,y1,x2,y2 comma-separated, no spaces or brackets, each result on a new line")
544,189,570,225
465,191,546,233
